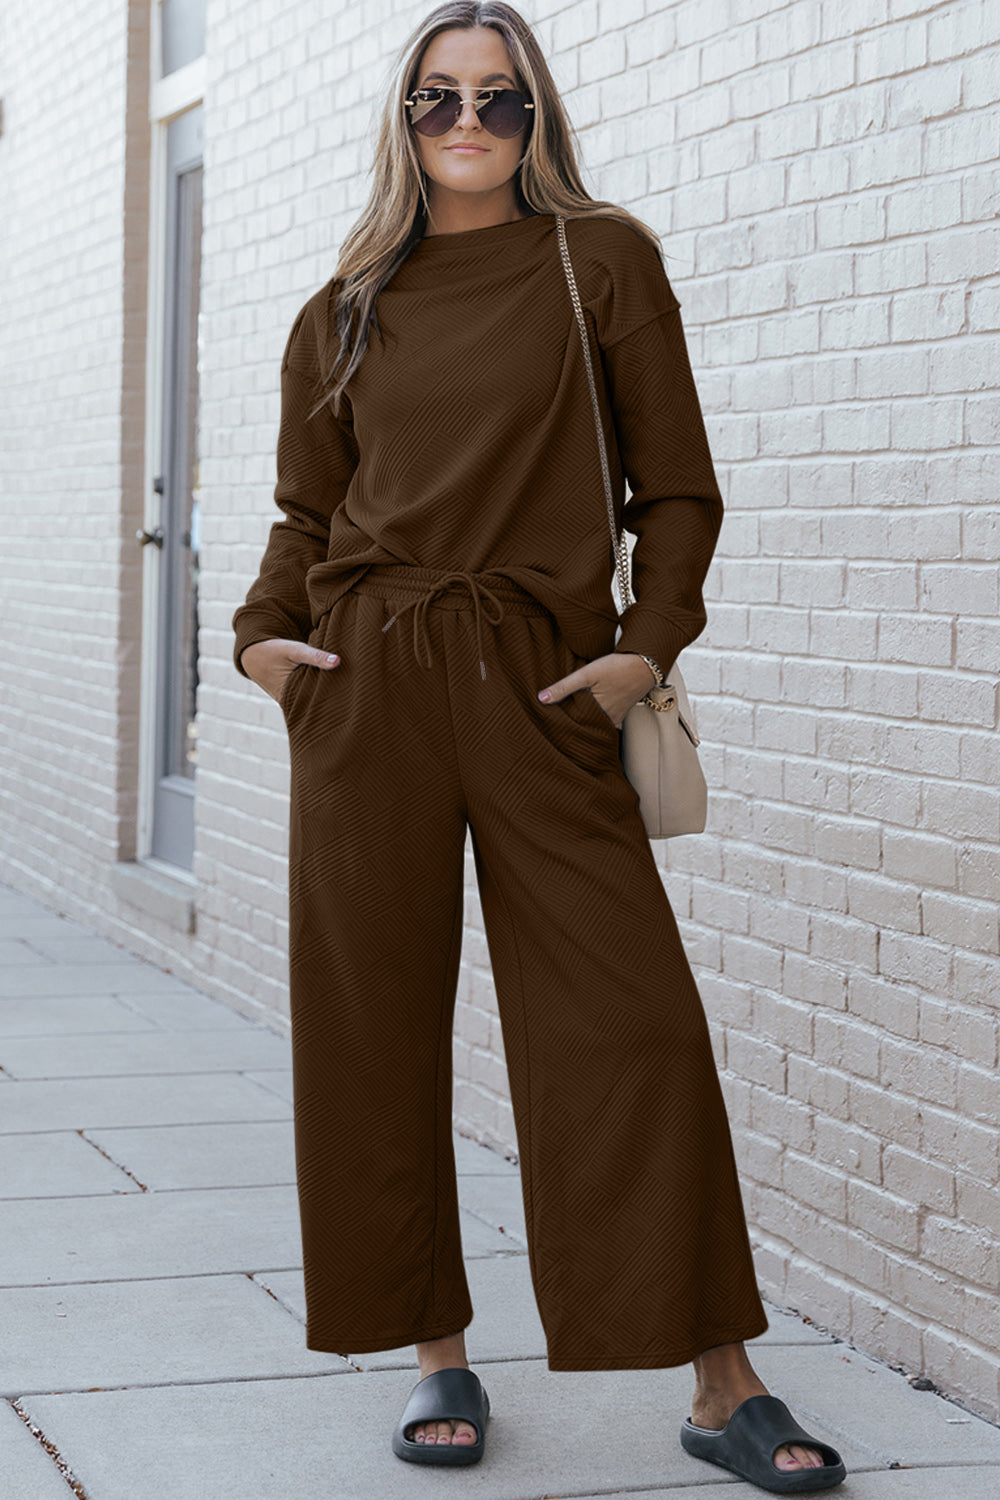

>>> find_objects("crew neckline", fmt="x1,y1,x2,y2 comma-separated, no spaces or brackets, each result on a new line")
412,211,553,253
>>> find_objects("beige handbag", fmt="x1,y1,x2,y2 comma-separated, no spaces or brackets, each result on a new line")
556,215,708,839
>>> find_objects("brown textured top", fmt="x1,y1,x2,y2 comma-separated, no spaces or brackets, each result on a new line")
232,211,724,679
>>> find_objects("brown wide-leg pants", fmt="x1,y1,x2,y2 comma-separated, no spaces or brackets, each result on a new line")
279,562,769,1370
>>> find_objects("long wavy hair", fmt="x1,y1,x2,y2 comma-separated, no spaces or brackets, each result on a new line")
316,0,671,419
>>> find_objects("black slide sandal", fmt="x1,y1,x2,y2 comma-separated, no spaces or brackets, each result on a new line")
391,1366,491,1466
680,1393,847,1493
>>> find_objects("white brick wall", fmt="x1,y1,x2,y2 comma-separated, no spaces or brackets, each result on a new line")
1,0,998,1420
0,0,135,891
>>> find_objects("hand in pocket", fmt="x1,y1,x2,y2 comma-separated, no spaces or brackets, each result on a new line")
240,638,341,706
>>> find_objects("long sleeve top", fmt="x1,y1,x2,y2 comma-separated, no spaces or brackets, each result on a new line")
232,211,724,680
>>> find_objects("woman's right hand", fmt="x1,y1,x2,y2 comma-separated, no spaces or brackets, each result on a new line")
241,638,341,706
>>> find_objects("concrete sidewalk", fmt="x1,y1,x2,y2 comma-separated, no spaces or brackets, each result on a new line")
1,881,997,1500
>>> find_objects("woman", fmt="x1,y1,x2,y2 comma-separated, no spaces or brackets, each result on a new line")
233,3,846,1492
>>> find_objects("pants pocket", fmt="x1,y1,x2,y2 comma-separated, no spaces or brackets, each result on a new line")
279,662,308,718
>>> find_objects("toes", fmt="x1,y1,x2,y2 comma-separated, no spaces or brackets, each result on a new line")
405,1418,477,1447
774,1442,825,1470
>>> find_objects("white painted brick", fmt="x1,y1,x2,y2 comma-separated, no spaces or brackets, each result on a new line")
847,663,918,718
815,1011,881,1083
956,844,1000,902
921,563,999,617
809,910,879,973
846,564,918,611
813,813,881,871
847,973,920,1041
884,722,962,778
784,951,848,1010
878,613,954,667
957,1054,1000,1125
879,932,954,998
848,1179,920,1255
783,760,851,823
921,891,999,955
922,781,1000,843
920,995,997,1070
918,671,996,729
784,857,848,913
922,1216,999,1285
883,830,957,891
807,609,878,660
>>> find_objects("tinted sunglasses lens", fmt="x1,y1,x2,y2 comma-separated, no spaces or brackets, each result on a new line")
410,91,460,136
409,89,531,138
479,90,530,138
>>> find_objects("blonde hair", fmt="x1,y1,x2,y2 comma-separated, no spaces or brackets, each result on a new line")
318,0,670,418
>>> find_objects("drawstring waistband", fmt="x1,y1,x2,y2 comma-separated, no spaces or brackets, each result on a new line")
382,570,505,680
350,563,548,679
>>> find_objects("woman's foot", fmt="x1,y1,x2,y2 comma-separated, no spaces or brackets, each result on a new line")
691,1341,827,1472
406,1329,478,1447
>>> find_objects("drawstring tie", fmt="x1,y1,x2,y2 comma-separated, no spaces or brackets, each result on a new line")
380,569,507,679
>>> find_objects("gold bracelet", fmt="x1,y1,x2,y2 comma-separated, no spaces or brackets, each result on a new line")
637,653,665,688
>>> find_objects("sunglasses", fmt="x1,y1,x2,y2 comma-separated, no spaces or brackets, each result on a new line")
404,86,534,139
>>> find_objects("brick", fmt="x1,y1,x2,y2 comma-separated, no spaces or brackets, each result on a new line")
918,672,997,728
808,609,878,660
783,757,850,812
748,606,811,653
784,951,848,1010
921,891,999,954
889,1256,965,1331
878,613,954,667
814,814,881,870
849,1077,921,1150
957,1061,1000,1126
881,1034,958,1110
851,876,917,930
960,731,1000,786
919,1103,999,1184
848,1179,920,1254
781,660,847,709
956,843,1000,901
783,1151,847,1218
750,800,814,856
922,781,999,842
955,1177,1000,1241
922,561,999,616
849,1297,924,1377
883,1144,955,1215
813,1114,882,1183
784,858,848,912
809,909,879,971
751,993,813,1057
749,895,810,952
849,767,921,827
921,1216,999,1285
754,704,818,754
814,1011,880,1079
851,966,917,1038
951,951,1000,1011
846,564,918,611
721,932,784,992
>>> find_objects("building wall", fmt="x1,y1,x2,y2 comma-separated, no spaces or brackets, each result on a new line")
1,0,998,1420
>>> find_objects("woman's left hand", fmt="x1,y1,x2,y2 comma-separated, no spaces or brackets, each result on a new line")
537,652,658,730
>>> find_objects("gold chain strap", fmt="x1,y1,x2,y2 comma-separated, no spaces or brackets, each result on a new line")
555,214,633,615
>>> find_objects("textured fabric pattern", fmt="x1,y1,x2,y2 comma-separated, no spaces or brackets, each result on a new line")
232,212,724,681
278,564,769,1369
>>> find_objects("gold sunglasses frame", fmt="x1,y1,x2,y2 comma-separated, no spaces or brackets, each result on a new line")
404,85,535,137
